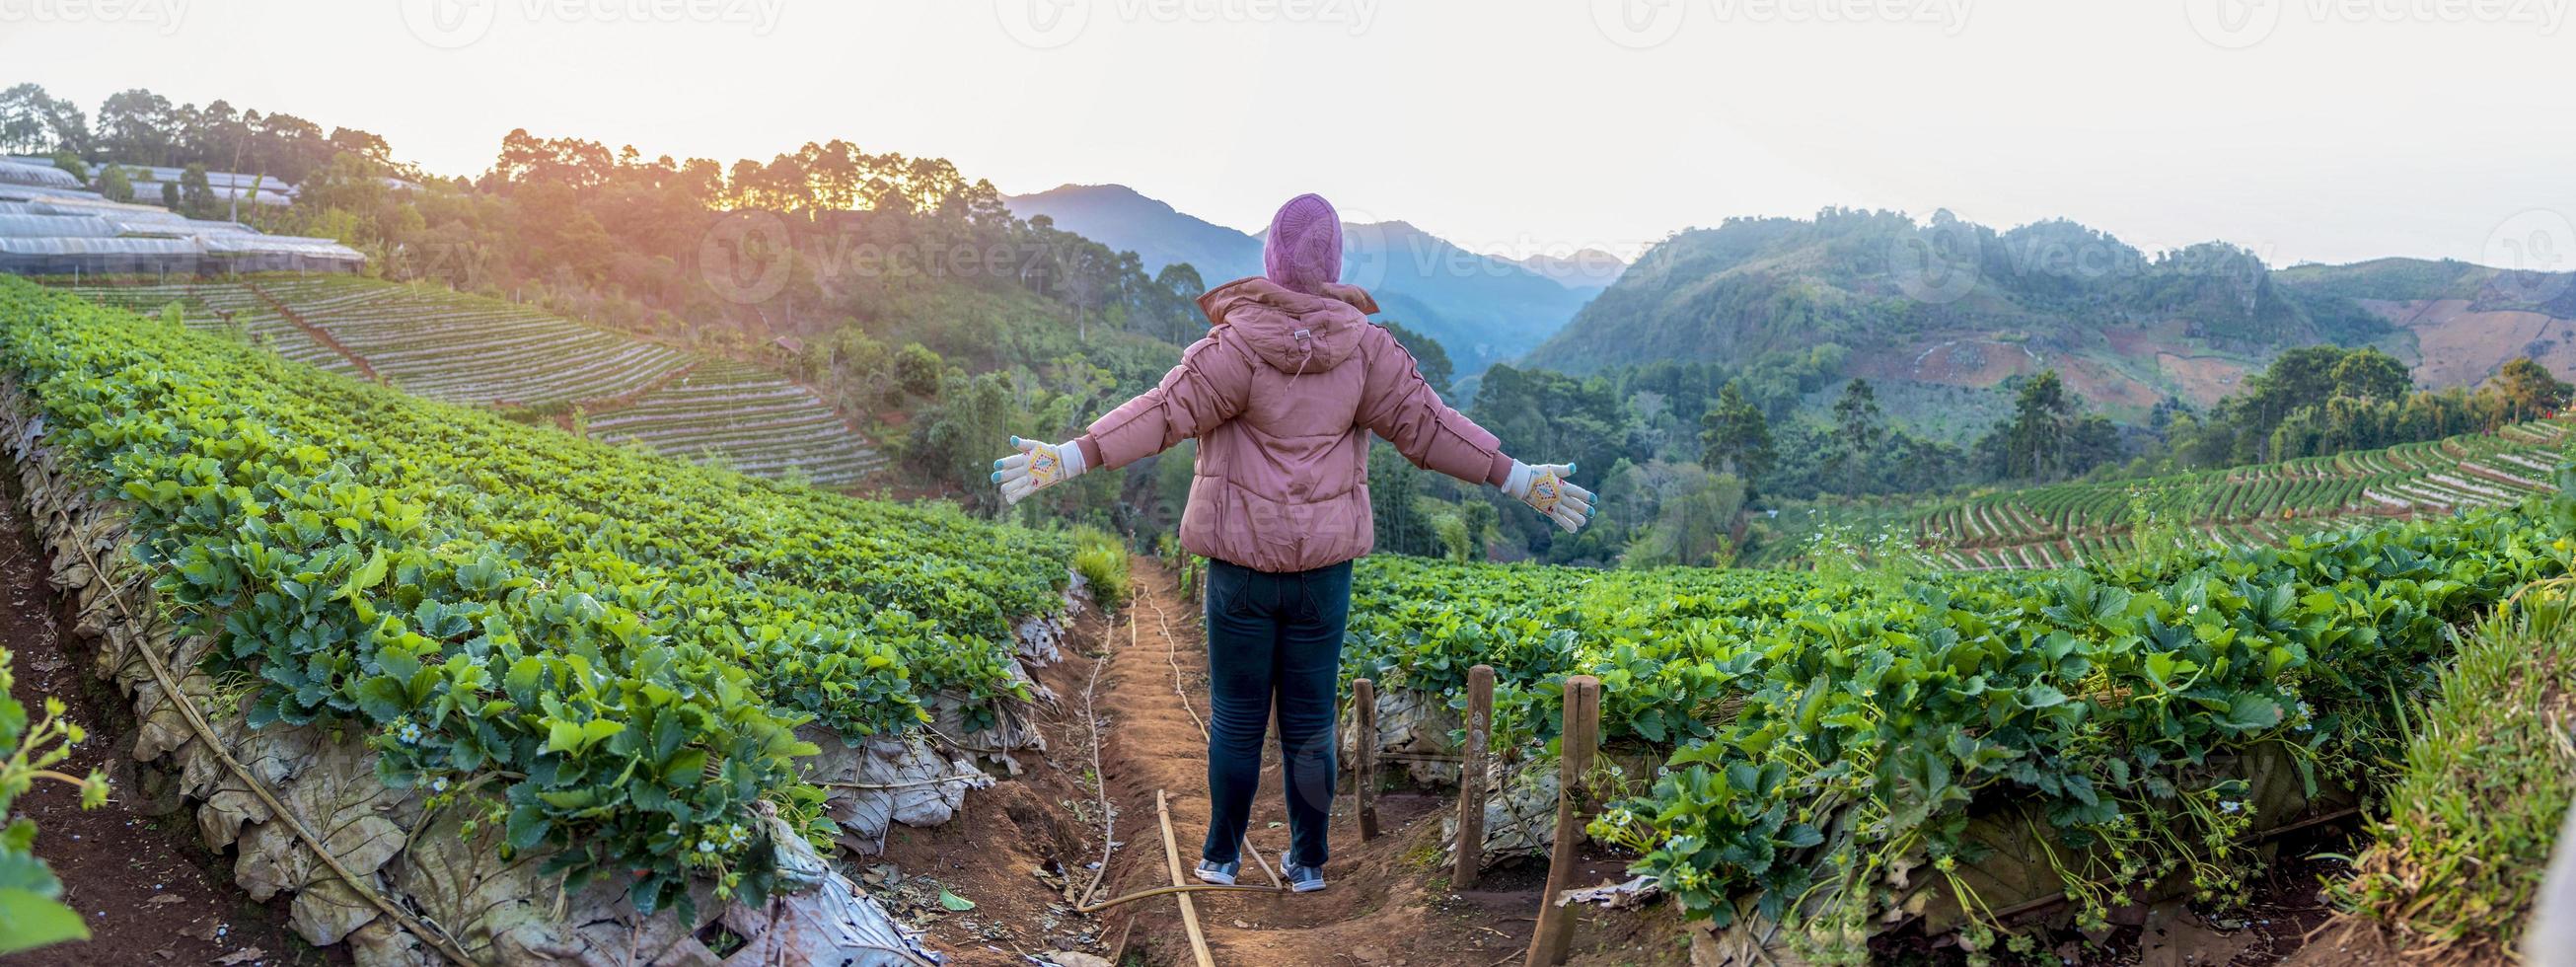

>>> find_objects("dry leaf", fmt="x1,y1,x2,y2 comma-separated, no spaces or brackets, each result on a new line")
147,894,183,905
213,947,265,965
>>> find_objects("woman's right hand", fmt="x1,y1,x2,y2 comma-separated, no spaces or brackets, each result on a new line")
992,436,1087,505
1503,461,1595,533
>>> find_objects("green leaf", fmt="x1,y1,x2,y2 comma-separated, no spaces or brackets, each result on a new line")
938,889,975,912
353,676,410,721
2216,695,2284,732
504,805,549,851
2017,684,2069,709
0,888,88,954
338,547,389,601
546,720,583,754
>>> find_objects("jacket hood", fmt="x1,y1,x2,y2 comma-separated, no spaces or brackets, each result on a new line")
1263,192,1344,295
1197,276,1380,375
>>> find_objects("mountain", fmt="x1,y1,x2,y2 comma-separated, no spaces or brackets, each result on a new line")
1006,184,1264,283
1510,249,1629,292
1528,207,2576,423
1006,185,1597,372
2275,257,2576,390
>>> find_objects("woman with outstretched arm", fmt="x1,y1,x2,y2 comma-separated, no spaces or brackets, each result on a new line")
990,193,1594,893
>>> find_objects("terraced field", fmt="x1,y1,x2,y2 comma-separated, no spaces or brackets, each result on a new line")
53,275,882,486
65,279,362,376
244,275,695,405
585,359,884,486
1803,416,2575,571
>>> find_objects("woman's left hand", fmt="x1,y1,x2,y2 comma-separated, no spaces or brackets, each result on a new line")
992,436,1087,505
1504,461,1595,533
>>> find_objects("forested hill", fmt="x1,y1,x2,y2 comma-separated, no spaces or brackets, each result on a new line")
1006,184,1608,372
1531,208,2576,422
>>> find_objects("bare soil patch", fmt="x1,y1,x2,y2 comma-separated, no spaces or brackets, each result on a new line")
0,461,336,967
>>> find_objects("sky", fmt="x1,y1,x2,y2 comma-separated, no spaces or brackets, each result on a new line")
3,0,2573,269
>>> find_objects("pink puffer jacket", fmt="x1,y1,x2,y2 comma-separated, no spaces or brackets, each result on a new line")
1075,276,1513,573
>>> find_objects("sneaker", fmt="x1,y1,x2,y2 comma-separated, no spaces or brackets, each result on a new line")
1194,859,1240,886
1284,863,1326,893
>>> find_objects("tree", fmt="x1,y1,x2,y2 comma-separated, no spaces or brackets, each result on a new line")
1812,378,1890,495
1379,319,1453,397
2329,347,2412,403
2492,356,2573,421
1,84,88,155
96,88,177,166
1989,369,2075,480
915,371,1017,515
180,163,213,218
895,343,943,399
1831,377,1885,457
1624,465,1746,568
45,149,85,185
96,165,133,202
161,181,181,210
1699,382,1774,484
0,83,54,153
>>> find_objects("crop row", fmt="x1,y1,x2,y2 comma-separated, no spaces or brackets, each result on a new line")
1,278,1070,914
1899,419,2573,569
160,275,887,488
1351,482,2574,944
245,276,696,406
64,281,361,377
586,360,885,486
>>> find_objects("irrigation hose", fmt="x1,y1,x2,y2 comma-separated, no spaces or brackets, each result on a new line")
74,539,481,966
1074,882,1288,915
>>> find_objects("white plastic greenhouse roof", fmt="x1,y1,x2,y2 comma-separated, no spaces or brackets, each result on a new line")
196,233,362,259
0,214,118,238
0,160,83,190
0,237,202,256
0,176,363,271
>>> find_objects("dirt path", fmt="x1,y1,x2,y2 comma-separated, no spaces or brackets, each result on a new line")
1093,558,1661,967
0,463,332,967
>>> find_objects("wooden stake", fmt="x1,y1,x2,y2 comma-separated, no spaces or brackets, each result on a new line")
1452,663,1497,890
1156,789,1216,967
1353,677,1380,841
1526,675,1601,967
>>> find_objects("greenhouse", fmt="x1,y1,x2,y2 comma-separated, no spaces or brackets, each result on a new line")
0,158,84,190
0,186,362,274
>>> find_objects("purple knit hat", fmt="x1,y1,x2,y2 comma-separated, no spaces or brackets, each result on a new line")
1263,193,1343,295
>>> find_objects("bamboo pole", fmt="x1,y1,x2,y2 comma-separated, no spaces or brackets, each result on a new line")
1155,789,1216,967
1452,664,1497,890
1353,677,1380,840
1526,675,1601,967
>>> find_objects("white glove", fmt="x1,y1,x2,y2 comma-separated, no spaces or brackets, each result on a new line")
1503,460,1595,533
992,436,1087,505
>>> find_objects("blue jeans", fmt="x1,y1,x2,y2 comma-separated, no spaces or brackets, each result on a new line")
1200,558,1352,868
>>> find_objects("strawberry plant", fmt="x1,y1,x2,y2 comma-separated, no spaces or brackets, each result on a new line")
1345,473,2573,956
0,278,1072,916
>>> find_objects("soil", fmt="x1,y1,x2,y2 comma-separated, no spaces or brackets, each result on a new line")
2367,298,2576,389
888,558,1666,967
0,462,336,967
